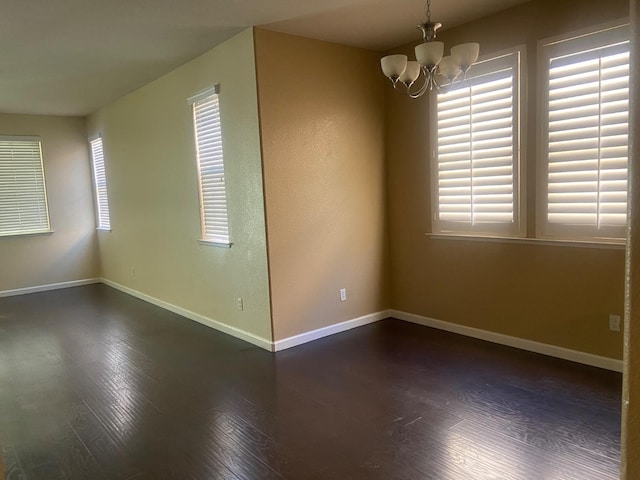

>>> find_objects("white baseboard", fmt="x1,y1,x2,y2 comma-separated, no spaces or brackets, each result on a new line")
100,278,273,351
6,275,386,353
0,278,101,298
390,309,623,373
3,278,620,372
102,278,388,352
273,310,390,352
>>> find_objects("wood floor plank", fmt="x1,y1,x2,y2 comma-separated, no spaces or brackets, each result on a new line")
0,285,622,479
0,445,26,480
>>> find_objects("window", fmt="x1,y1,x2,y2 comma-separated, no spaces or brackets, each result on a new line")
190,85,230,246
539,24,629,242
432,49,522,237
89,136,111,230
0,136,51,236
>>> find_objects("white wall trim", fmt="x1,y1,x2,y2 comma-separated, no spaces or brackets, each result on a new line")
0,275,388,353
101,278,273,351
2,278,620,372
0,278,101,298
273,310,390,352
103,278,388,352
390,309,623,373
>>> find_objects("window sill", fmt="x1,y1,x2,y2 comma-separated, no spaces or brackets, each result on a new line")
426,233,625,250
198,239,232,248
0,230,55,239
96,227,111,232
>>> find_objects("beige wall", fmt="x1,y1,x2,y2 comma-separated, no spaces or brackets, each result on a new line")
386,0,628,359
254,29,388,341
0,114,99,291
86,29,272,341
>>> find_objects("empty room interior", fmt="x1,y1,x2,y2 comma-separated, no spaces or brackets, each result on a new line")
1,0,639,478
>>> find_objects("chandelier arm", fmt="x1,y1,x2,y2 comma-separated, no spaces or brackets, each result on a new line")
404,69,430,98
408,79,431,98
407,66,437,98
432,73,447,93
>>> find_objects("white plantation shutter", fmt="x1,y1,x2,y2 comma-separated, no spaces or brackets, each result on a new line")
0,136,51,236
540,24,629,241
89,137,111,230
190,85,230,245
432,50,522,236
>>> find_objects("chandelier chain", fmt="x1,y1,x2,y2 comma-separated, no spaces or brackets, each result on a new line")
425,0,431,22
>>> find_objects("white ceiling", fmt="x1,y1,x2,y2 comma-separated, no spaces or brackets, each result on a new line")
0,0,530,116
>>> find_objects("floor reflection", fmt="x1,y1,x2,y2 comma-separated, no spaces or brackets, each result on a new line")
0,284,622,479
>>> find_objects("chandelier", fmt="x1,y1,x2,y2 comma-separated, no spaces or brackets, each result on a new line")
380,0,480,98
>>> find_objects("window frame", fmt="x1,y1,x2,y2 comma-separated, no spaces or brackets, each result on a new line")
430,46,525,238
88,135,111,231
536,21,630,244
189,84,232,248
0,135,52,237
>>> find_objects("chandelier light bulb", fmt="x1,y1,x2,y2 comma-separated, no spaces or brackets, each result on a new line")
415,41,444,67
398,61,422,86
451,43,480,73
380,54,408,82
437,56,462,83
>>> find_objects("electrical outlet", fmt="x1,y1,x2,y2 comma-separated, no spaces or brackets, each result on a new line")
237,298,244,311
339,288,347,302
609,314,621,332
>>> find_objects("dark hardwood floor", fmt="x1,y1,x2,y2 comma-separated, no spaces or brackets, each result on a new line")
0,284,622,480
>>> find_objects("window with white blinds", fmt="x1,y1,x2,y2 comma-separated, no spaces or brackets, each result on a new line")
89,137,111,230
190,85,230,246
539,24,629,242
432,49,522,237
0,136,51,236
